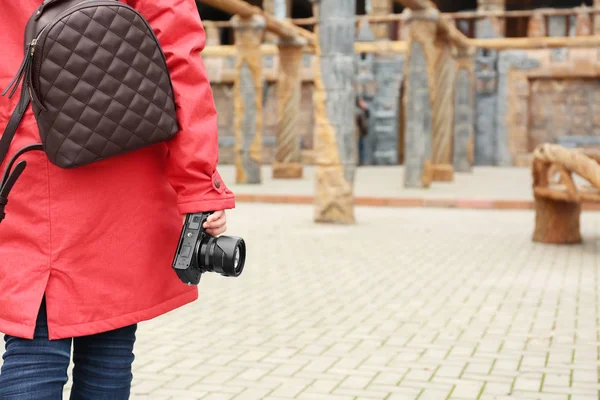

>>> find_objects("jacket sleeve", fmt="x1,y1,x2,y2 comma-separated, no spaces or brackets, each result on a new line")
126,0,235,214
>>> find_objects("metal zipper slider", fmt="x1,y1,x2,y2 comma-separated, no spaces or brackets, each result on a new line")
30,39,38,55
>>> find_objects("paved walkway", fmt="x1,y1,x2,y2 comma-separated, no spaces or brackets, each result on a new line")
219,165,548,210
63,204,598,399
221,165,535,203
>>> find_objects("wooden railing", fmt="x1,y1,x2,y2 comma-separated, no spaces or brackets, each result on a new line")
202,6,600,45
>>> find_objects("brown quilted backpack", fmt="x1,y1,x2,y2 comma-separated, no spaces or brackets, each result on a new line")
0,0,180,222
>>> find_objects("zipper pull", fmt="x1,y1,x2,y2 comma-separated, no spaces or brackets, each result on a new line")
1,43,35,98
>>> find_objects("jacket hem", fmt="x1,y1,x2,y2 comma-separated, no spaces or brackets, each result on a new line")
45,288,198,340
177,196,236,214
0,318,36,340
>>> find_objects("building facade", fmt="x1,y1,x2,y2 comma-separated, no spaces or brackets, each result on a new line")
197,0,600,167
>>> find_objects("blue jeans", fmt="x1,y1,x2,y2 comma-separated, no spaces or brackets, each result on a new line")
0,298,137,399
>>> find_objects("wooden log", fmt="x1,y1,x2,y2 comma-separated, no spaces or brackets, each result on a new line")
532,196,582,244
447,7,600,20
393,0,471,49
232,15,266,184
262,0,278,43
354,41,408,54
431,164,454,182
369,0,393,39
574,10,592,36
452,46,475,173
311,0,357,224
273,37,307,179
472,36,600,49
198,0,316,46
201,42,407,59
527,10,547,37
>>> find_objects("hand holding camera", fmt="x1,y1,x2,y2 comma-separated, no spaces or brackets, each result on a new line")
172,211,246,286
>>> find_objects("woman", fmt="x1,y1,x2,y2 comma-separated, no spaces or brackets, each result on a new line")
0,0,234,398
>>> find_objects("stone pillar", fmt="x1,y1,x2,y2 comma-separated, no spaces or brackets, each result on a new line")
356,19,377,166
403,8,437,188
370,54,404,165
273,37,307,179
369,0,393,39
474,0,504,166
452,47,476,173
232,15,266,184
311,0,357,224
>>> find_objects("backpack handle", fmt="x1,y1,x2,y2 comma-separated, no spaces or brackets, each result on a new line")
35,0,70,20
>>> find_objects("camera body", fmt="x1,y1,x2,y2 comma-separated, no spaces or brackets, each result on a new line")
172,212,246,285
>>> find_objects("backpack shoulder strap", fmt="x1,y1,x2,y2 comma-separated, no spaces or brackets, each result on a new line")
0,85,31,166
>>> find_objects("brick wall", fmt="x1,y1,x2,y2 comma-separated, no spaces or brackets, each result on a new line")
528,78,600,151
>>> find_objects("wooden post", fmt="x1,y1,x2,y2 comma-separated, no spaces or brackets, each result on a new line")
574,10,592,36
262,0,278,43
203,21,221,46
273,37,307,179
232,15,266,184
595,0,600,34
369,0,393,39
403,8,437,188
452,46,476,173
527,10,547,37
533,197,582,244
477,0,505,36
430,38,455,182
311,0,357,224
397,8,410,40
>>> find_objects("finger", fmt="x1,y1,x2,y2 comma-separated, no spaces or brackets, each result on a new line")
204,213,226,228
207,211,224,222
206,224,226,237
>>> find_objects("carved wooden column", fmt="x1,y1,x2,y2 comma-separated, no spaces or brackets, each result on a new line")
527,10,546,37
574,10,592,36
273,37,307,179
595,0,600,34
430,39,455,182
311,0,357,224
203,21,221,46
452,47,476,173
232,15,266,184
476,0,506,37
403,8,437,188
397,8,410,41
262,0,277,43
369,0,393,39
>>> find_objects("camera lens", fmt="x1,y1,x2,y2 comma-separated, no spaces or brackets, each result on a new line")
198,235,246,277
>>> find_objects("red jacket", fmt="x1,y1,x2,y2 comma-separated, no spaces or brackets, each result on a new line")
0,0,235,339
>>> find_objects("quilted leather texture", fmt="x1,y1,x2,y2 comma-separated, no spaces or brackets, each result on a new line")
33,3,179,168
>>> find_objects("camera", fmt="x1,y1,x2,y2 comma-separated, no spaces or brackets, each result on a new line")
172,212,246,285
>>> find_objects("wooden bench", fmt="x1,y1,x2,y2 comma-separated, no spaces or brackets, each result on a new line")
532,144,600,244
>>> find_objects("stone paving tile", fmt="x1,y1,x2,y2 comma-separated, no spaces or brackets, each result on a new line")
2,204,600,399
